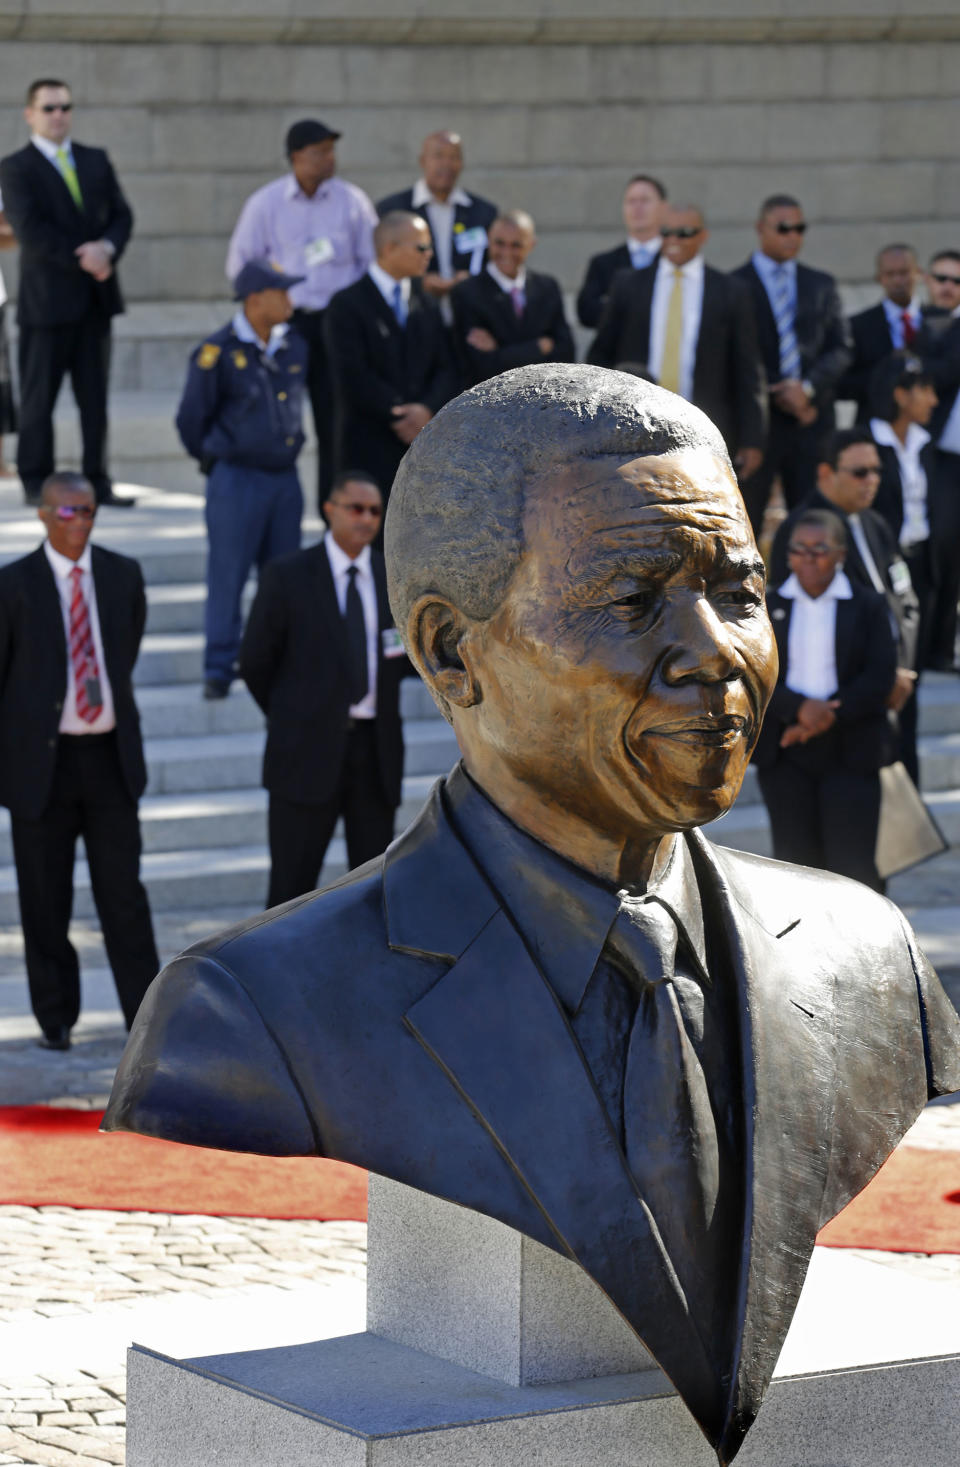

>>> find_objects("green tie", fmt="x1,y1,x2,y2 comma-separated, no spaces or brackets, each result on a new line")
56,148,84,210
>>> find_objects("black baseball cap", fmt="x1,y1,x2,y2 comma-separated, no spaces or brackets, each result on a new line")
285,119,341,156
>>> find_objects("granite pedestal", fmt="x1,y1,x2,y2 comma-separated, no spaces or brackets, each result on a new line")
125,1175,960,1466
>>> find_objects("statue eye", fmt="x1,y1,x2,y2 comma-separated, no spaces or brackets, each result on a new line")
614,590,655,618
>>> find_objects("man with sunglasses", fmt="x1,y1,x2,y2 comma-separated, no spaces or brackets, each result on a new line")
733,195,851,534
239,471,412,906
0,472,158,1050
588,203,766,481
0,79,134,509
324,212,459,521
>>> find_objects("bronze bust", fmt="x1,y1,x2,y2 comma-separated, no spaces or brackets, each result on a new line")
104,365,960,1464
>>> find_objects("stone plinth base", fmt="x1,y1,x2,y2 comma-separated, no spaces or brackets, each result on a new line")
125,1336,960,1467
124,1177,960,1465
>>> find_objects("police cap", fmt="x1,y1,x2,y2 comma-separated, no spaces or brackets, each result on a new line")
232,260,306,300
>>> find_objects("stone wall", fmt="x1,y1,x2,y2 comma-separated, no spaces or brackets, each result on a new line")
1,4,958,385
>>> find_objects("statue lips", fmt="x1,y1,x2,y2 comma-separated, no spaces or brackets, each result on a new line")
644,714,751,750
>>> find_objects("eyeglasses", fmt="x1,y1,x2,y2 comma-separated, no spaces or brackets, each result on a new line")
774,222,807,235
661,227,702,239
45,503,96,521
40,102,73,113
929,272,960,286
787,542,835,558
837,465,882,480
331,501,382,518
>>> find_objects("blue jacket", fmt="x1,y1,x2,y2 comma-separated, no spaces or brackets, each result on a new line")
175,320,308,472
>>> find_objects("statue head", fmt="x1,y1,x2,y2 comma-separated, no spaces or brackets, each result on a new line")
386,364,778,887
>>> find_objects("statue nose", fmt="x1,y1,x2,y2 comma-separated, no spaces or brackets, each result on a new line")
660,598,741,684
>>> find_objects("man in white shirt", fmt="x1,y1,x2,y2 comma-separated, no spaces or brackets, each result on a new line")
576,172,667,328
240,473,413,907
840,243,923,419
0,473,158,1049
0,78,134,508
588,204,765,479
377,131,498,316
753,508,897,892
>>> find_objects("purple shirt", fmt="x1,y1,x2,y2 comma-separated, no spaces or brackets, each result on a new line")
225,174,377,311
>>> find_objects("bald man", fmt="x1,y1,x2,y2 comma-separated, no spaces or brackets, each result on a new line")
323,210,459,507
377,131,497,312
838,243,924,420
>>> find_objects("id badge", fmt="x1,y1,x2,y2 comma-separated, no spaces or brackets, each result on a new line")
381,627,406,659
304,237,335,268
890,559,912,596
84,675,102,706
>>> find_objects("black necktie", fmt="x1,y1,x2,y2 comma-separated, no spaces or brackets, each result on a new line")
606,899,720,1282
344,565,368,704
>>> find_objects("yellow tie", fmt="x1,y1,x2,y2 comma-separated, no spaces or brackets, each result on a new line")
56,147,84,210
659,268,684,394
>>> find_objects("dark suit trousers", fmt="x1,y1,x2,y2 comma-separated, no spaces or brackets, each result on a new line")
10,732,159,1032
17,313,112,500
929,449,960,665
291,309,334,509
267,721,395,907
741,408,830,534
758,738,883,892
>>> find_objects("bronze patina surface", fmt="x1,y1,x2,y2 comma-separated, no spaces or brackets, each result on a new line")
104,365,960,1464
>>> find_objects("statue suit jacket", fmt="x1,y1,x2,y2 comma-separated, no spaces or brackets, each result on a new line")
104,768,960,1464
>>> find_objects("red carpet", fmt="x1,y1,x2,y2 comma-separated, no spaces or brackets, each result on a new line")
0,1107,367,1220
817,1146,960,1253
3,1108,958,1246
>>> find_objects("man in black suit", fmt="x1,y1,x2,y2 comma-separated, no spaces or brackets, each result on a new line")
240,472,411,908
770,427,921,780
377,131,497,315
324,211,459,510
106,366,960,1466
755,508,897,892
838,243,922,421
732,194,851,534
576,172,666,328
917,251,960,668
0,79,134,508
450,210,575,386
588,204,766,480
0,473,158,1050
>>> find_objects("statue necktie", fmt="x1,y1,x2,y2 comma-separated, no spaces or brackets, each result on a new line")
344,565,368,704
659,269,684,394
607,897,720,1284
69,566,103,723
56,147,84,210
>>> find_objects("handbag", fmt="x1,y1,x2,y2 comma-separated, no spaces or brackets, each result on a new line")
875,760,948,880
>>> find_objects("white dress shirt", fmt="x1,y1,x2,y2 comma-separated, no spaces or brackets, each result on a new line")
778,569,853,700
411,179,473,280
486,262,527,299
648,254,705,402
44,541,116,734
870,417,931,547
324,534,378,719
368,261,411,318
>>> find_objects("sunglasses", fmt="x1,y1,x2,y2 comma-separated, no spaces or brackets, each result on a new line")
838,465,882,480
331,501,382,518
787,542,835,558
774,222,807,235
46,503,95,520
40,102,73,113
661,227,702,239
929,271,960,286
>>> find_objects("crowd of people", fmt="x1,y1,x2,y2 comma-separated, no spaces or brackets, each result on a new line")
0,78,958,1047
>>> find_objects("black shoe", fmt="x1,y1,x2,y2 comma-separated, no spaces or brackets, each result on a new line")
203,679,230,700
97,492,135,509
38,1026,72,1051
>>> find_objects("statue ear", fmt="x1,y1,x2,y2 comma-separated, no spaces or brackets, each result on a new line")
408,596,481,710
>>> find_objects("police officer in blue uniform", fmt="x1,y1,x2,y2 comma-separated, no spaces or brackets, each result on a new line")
176,261,309,698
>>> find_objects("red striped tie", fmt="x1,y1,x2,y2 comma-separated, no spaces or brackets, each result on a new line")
69,565,102,723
